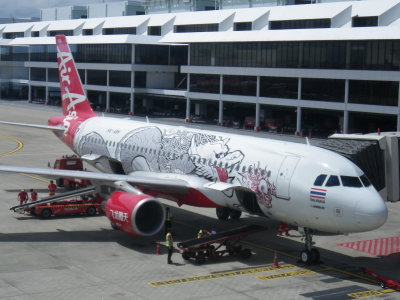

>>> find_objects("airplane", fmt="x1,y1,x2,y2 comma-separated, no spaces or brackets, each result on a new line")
0,35,388,264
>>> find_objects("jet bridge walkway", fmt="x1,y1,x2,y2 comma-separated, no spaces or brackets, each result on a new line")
177,224,267,264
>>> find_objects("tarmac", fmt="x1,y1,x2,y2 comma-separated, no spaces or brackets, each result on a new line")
0,100,399,300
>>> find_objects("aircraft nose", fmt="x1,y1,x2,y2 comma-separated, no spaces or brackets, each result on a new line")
354,195,388,231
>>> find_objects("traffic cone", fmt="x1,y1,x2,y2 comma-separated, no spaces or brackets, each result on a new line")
156,242,161,255
272,252,280,268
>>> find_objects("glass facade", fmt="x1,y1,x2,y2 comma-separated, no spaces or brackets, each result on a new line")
30,68,46,81
260,77,298,99
87,70,107,86
270,19,331,30
135,71,146,88
3,32,24,39
148,26,161,36
110,92,131,113
190,74,220,93
174,24,218,33
223,75,256,96
352,16,378,27
48,68,58,82
349,80,399,106
109,71,131,87
1,46,29,61
302,78,345,102
234,22,252,31
135,45,169,65
48,30,73,36
190,40,400,70
103,27,136,35
30,44,131,64
1,82,28,100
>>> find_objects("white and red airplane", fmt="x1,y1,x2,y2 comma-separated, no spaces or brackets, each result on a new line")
0,36,388,264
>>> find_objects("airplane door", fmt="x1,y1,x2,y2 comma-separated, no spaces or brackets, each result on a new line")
275,156,300,200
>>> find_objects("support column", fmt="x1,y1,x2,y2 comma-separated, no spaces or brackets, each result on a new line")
106,92,110,113
218,100,223,126
106,70,110,112
397,81,400,131
186,97,191,122
343,79,349,134
130,45,135,115
255,76,260,131
218,74,223,126
296,78,302,135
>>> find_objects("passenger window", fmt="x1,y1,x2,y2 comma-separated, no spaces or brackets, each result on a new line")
325,175,340,187
314,174,327,186
360,175,371,187
341,176,362,188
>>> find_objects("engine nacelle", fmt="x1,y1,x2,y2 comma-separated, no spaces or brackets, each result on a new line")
105,192,165,236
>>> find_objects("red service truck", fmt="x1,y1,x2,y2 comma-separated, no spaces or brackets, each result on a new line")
51,155,91,189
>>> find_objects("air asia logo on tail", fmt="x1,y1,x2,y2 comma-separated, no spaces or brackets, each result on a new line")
57,50,87,112
55,35,95,118
55,35,96,147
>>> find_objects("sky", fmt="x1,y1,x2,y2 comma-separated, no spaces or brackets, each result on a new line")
0,0,127,18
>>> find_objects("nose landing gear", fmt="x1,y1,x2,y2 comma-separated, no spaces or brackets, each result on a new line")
299,228,320,264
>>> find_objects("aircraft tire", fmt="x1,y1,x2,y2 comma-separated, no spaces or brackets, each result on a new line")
216,207,230,220
41,208,52,219
86,206,97,216
182,251,191,260
300,250,312,264
310,248,320,263
195,252,206,265
229,209,242,220
241,248,252,259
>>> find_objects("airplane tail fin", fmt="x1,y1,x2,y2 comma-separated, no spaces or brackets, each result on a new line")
55,35,96,119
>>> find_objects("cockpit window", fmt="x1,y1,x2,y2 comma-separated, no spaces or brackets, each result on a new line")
325,175,340,187
314,174,327,186
341,176,362,188
360,174,371,187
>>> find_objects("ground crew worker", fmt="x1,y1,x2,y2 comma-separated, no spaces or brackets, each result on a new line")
277,222,290,236
48,180,57,196
17,189,28,205
198,227,211,238
30,189,38,202
166,231,173,264
165,207,173,235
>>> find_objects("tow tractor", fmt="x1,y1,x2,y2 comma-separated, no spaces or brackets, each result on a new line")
11,187,104,219
363,268,400,290
50,155,91,189
177,225,267,265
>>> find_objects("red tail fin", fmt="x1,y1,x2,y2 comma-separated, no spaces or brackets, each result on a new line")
55,35,96,118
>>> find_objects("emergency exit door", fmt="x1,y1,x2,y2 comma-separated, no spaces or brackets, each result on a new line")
275,155,300,200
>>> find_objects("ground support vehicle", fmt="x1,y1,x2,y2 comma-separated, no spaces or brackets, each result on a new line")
177,225,266,265
31,196,104,218
51,155,91,189
363,268,400,290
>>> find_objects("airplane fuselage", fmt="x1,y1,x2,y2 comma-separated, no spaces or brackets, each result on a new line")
70,116,388,234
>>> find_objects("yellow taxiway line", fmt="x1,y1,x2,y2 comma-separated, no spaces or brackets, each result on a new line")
0,134,50,183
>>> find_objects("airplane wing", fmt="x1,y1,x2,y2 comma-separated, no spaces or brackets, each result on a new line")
0,121,64,131
0,165,243,194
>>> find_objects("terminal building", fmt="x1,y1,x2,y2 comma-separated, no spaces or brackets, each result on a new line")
0,0,400,137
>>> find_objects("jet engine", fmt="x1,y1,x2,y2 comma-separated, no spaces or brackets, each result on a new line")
105,191,165,236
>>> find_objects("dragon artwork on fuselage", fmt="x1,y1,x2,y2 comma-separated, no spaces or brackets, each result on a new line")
76,125,277,209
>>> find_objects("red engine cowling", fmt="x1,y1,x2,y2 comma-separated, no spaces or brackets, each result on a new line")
105,192,165,236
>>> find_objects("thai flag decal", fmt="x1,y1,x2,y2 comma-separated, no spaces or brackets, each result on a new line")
310,187,327,201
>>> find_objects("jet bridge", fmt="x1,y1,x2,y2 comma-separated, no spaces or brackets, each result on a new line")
313,133,400,202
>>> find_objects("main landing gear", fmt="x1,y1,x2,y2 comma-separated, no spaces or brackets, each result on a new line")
216,207,242,220
299,228,320,264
